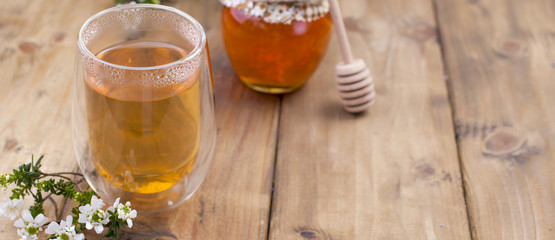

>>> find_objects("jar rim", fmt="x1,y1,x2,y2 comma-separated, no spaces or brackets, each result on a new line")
220,0,329,24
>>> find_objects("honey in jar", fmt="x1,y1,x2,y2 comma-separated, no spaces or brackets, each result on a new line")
221,0,332,94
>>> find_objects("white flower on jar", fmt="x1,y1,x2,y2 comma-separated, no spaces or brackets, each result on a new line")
250,3,266,17
228,0,245,7
293,8,306,22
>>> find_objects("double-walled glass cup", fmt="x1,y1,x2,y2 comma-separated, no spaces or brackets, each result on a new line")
73,4,216,213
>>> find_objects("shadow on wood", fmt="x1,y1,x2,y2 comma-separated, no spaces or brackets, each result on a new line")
118,213,177,240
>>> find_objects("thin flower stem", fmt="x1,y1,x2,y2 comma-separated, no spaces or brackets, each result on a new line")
29,190,39,201
38,170,84,177
37,174,72,182
47,195,60,222
37,170,84,182
41,192,53,203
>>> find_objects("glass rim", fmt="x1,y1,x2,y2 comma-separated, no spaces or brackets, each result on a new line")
77,4,206,71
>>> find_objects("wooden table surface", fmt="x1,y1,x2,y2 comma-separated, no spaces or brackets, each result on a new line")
0,0,553,239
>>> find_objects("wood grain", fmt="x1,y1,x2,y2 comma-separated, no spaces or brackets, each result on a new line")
0,0,279,239
269,0,471,239
435,0,555,238
0,0,113,238
2,0,551,238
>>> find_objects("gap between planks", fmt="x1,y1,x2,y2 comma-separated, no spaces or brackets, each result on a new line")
430,0,475,239
266,95,284,240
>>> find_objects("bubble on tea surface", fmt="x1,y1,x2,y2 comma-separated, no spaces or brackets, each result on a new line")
169,15,200,47
150,11,164,25
81,53,97,77
82,24,99,46
140,71,156,87
96,64,125,86
160,56,201,88
118,8,143,29
137,54,200,89
82,12,119,46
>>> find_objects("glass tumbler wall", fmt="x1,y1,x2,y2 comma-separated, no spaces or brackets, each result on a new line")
73,4,216,213
221,0,332,94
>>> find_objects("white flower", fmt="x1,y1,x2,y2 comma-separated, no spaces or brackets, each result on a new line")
250,3,267,17
294,10,306,22
0,174,9,192
45,215,84,240
78,195,109,234
0,197,24,220
228,0,245,7
13,209,49,240
107,198,137,228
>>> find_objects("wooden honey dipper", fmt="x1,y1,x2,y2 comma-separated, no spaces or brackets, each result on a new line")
328,0,375,113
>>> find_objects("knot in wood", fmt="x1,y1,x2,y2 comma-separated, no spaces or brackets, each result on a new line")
18,41,39,53
482,128,545,162
484,130,522,154
416,163,436,178
343,17,364,33
54,32,66,42
300,231,317,239
295,226,329,239
404,22,437,42
3,138,18,152
492,37,527,59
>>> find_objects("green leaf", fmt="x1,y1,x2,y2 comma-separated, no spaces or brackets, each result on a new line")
72,207,80,216
74,190,97,205
29,203,44,218
33,155,44,171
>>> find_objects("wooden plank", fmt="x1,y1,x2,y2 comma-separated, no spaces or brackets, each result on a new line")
269,0,471,239
0,0,279,239
0,0,114,238
435,0,555,238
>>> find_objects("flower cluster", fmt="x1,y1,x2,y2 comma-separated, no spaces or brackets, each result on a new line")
45,216,83,240
14,210,48,240
0,155,137,240
78,196,110,234
108,198,138,228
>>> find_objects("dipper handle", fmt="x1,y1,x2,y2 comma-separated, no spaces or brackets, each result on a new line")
328,0,375,113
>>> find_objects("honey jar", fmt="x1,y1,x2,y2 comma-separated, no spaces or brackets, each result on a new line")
221,0,332,94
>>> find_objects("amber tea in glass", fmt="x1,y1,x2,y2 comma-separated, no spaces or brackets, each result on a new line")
86,42,200,194
73,4,216,213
